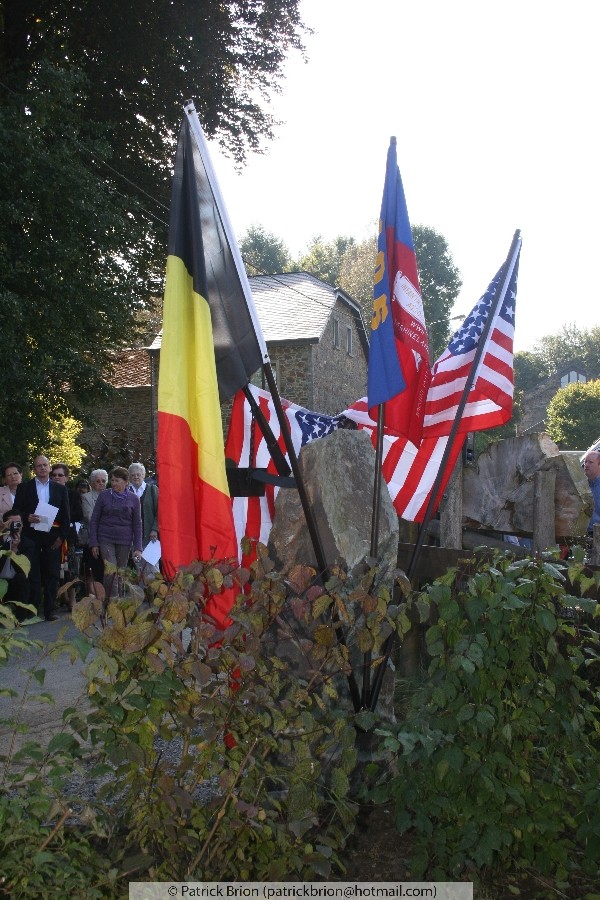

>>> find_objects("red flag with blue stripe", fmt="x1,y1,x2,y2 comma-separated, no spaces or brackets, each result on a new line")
368,138,430,444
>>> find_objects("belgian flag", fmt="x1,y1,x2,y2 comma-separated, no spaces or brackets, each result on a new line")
157,107,265,626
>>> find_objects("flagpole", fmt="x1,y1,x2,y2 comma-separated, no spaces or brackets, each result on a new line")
368,229,522,712
361,402,386,707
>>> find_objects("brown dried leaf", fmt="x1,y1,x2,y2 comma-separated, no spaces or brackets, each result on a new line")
161,593,189,624
356,627,374,653
121,620,160,653
146,651,166,674
289,595,310,622
287,564,317,595
313,624,335,647
72,596,103,630
361,595,378,615
57,578,80,598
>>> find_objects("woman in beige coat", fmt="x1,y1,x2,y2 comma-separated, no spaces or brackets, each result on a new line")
0,462,22,517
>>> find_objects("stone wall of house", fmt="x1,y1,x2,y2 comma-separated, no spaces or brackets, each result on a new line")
78,386,155,466
313,302,367,414
267,343,314,409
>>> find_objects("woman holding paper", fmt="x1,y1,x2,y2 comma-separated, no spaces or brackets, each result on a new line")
89,467,142,599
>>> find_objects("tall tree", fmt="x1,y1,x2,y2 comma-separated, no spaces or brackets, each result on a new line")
295,235,356,286
240,225,292,274
0,64,152,461
337,225,462,359
513,350,548,392
532,324,600,380
0,0,306,460
546,380,600,449
413,225,462,360
338,235,377,313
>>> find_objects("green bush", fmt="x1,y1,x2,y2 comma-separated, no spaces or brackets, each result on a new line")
1,549,405,894
371,555,600,887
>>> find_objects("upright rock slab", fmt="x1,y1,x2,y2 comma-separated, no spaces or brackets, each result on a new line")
268,428,398,577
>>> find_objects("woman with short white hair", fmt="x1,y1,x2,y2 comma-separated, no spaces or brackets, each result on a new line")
128,462,159,547
80,468,108,591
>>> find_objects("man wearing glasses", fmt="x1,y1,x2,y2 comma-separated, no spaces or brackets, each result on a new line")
15,455,71,621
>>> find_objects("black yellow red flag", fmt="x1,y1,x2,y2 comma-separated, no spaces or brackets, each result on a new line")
157,103,268,626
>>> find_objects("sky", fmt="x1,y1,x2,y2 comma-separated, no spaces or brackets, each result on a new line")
207,0,599,353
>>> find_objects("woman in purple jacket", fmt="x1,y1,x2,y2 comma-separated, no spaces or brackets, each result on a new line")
89,466,142,598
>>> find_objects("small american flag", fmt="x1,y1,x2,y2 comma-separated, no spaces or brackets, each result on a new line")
424,243,520,437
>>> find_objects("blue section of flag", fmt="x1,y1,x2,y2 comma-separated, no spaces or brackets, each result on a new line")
367,138,409,410
294,409,343,446
447,262,518,356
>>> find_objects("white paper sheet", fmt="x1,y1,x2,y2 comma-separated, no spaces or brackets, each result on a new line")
32,501,60,532
141,539,161,566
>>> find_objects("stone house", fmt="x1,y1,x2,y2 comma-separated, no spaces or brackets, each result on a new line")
80,273,369,462
518,364,589,435
77,348,156,462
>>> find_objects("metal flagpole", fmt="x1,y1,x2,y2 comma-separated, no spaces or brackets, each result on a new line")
361,403,386,708
369,229,522,712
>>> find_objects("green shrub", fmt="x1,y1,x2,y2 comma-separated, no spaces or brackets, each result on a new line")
1,549,405,894
371,555,600,887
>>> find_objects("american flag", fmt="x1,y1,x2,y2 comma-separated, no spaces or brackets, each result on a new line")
424,244,520,437
225,238,520,546
225,388,347,556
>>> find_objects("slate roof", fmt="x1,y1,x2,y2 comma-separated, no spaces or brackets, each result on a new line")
148,272,369,354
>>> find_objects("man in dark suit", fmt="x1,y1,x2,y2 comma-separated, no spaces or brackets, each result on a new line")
15,455,71,621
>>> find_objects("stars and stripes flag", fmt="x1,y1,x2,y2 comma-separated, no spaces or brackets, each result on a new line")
226,237,520,547
368,137,430,443
225,387,345,558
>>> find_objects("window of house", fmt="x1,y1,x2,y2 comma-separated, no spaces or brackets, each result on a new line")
560,370,587,387
346,326,353,355
333,318,340,348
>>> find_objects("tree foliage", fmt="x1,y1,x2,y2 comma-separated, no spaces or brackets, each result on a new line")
533,324,600,381
513,349,548,392
338,235,377,315
546,380,600,449
0,0,306,462
240,224,292,274
0,65,153,461
412,225,462,359
295,234,356,286
1,0,307,170
294,226,462,360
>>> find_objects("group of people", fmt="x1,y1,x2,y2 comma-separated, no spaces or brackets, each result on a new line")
0,456,159,622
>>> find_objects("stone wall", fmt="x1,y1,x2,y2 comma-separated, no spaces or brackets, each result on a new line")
267,343,314,409
78,386,155,465
313,301,367,415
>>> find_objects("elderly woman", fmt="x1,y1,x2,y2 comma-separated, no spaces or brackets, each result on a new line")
80,468,108,591
89,466,142,598
0,462,23,516
128,462,159,547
